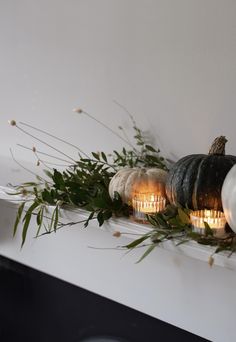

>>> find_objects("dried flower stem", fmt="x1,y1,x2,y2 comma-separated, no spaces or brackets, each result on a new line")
113,100,137,127
19,121,90,159
118,126,136,151
33,149,70,169
17,144,73,164
34,151,53,170
15,124,76,162
37,160,73,167
9,148,51,184
36,217,97,237
87,243,154,251
74,108,137,152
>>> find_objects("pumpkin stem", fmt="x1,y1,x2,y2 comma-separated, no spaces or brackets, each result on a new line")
208,136,227,155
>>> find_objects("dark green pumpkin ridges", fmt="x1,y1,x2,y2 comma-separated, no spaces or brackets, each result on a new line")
166,154,205,209
166,137,236,211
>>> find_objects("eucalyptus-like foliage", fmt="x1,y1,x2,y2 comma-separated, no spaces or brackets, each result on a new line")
13,123,168,246
124,205,236,264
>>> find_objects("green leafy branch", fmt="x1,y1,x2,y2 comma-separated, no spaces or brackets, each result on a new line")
124,205,236,264
11,112,168,246
13,158,130,246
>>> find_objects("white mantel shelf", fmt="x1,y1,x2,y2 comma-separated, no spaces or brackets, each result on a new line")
0,157,236,342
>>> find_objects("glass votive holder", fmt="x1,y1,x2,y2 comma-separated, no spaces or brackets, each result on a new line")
190,209,226,237
132,193,166,223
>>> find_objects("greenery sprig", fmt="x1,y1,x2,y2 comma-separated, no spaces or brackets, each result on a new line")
9,108,168,246
122,205,236,265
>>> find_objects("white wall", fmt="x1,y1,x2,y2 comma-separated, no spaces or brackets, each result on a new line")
1,0,236,165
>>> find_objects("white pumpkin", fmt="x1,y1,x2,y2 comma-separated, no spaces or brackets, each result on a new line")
109,167,168,204
222,164,236,233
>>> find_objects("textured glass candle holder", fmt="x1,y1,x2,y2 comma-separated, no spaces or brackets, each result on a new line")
132,193,166,223
190,210,226,237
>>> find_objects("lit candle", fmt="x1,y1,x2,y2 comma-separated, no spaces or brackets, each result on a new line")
132,192,166,223
190,210,226,237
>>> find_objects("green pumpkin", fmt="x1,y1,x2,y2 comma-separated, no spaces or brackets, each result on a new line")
166,136,236,211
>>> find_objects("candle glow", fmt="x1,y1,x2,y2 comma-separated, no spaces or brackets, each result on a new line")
132,192,166,222
190,209,226,237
